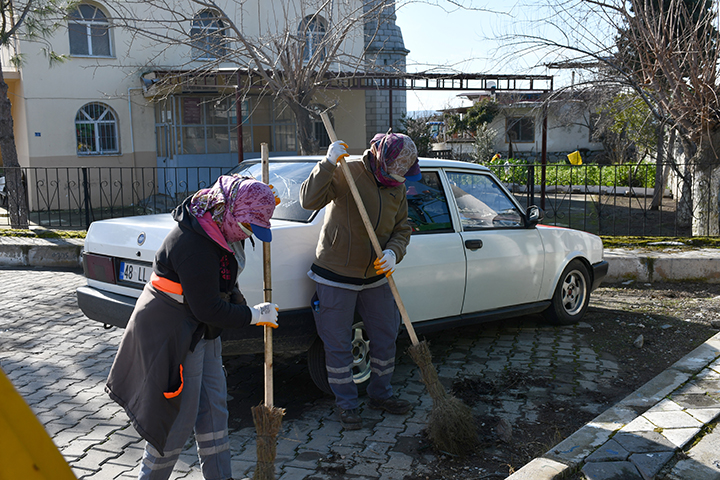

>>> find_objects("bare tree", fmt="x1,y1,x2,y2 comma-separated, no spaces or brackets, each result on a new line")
108,0,402,155
0,0,67,228
497,0,720,235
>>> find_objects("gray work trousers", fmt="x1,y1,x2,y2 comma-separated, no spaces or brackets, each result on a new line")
312,282,401,410
137,337,231,480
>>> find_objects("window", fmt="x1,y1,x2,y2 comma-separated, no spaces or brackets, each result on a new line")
76,103,119,155
447,171,523,229
406,172,453,234
311,106,331,149
299,15,326,61
68,4,112,57
191,10,227,60
506,116,535,143
155,95,300,158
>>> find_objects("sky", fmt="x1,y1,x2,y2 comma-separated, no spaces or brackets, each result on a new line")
393,0,560,113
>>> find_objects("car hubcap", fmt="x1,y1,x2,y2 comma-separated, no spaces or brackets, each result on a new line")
562,270,587,316
351,322,371,385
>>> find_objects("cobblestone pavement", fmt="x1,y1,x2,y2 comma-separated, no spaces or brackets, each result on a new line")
0,267,621,480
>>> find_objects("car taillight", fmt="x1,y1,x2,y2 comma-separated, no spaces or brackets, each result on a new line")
83,253,116,284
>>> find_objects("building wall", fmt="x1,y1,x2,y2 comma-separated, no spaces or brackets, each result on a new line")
1,0,405,212
487,106,603,161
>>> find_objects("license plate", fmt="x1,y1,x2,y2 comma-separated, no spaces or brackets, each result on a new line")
119,261,151,285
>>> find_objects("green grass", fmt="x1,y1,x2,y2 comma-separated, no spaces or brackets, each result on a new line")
0,228,86,239
600,236,720,249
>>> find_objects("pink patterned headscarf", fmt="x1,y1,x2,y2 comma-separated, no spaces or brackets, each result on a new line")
189,175,276,243
368,133,420,187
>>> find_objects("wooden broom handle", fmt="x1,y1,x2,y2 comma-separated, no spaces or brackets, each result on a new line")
261,143,274,407
320,112,420,346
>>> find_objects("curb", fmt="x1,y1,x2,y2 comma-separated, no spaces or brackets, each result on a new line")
0,237,84,268
507,332,720,480
605,248,720,283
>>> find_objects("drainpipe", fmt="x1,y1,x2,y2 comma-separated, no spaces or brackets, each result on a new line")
127,87,143,168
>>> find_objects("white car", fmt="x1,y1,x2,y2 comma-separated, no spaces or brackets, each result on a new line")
77,157,608,393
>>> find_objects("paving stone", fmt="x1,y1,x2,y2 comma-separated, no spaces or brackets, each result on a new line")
581,460,643,480
629,450,675,479
661,426,702,449
686,407,720,423
9,267,720,480
613,430,678,453
643,410,703,429
672,393,720,409
584,439,630,462
621,416,657,433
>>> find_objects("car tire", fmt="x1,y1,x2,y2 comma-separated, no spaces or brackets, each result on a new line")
307,321,371,395
543,259,591,325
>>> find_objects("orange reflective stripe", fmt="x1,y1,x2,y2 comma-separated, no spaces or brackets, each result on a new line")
151,272,183,295
163,364,184,399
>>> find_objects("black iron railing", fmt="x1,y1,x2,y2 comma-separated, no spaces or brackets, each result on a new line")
0,162,710,237
0,166,229,230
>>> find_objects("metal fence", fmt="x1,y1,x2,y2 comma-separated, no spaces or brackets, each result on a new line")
0,166,230,230
0,162,708,237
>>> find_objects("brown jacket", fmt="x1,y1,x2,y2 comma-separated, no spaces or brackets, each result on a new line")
300,152,411,280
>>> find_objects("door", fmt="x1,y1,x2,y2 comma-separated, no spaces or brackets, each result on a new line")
394,170,466,323
444,170,544,314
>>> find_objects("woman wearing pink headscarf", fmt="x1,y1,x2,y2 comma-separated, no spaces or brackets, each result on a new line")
107,175,278,480
300,132,421,430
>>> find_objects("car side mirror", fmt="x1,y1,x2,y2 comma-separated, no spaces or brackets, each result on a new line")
526,205,543,227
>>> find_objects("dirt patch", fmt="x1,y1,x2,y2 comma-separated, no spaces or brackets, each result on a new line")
400,281,720,479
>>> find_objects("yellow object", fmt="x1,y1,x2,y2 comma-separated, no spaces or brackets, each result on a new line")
491,153,501,162
0,367,77,480
568,150,583,165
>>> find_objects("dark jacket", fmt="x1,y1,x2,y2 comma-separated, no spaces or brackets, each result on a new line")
106,197,253,454
299,152,411,281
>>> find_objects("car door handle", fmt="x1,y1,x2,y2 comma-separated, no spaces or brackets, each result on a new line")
464,239,483,250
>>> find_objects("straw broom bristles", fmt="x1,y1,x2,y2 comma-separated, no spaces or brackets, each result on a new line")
251,404,285,480
408,341,478,456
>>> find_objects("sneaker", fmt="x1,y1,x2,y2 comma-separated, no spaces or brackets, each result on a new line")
368,396,411,414
340,408,362,430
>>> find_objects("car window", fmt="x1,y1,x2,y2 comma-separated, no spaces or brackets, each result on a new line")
446,171,524,229
228,161,316,222
406,172,453,234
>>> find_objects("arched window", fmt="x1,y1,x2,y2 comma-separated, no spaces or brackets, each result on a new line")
299,15,326,62
75,103,119,155
191,10,227,60
68,4,112,57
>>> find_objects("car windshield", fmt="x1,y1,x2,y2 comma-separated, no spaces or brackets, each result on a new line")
227,160,316,222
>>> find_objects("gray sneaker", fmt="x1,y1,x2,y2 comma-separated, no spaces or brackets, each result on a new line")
368,396,411,414
340,408,362,430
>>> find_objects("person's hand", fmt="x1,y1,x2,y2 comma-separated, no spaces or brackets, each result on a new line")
373,249,397,277
325,141,349,164
250,302,279,328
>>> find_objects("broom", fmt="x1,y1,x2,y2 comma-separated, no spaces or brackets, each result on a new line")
320,112,478,456
251,143,285,480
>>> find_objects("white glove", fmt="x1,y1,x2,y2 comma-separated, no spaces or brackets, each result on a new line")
250,302,279,328
373,249,397,277
325,140,349,164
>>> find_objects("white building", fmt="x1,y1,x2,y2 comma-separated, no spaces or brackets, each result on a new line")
1,0,409,210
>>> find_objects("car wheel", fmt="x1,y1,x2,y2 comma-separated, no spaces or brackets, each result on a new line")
543,259,590,325
307,321,371,395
